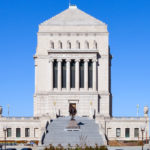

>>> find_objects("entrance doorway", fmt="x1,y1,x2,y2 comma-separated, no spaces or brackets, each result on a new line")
69,103,77,117
69,103,76,111
68,100,79,116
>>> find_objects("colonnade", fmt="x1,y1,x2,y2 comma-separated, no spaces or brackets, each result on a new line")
49,58,97,91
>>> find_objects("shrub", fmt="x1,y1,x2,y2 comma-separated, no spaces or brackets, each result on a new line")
44,145,108,150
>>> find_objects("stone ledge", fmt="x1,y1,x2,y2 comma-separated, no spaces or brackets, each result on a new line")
48,49,99,53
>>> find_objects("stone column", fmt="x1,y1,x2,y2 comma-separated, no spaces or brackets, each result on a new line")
49,59,54,91
84,59,89,91
58,59,62,91
66,59,71,91
75,59,80,91
93,59,97,91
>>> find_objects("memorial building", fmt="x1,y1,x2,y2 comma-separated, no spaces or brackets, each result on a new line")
0,5,149,147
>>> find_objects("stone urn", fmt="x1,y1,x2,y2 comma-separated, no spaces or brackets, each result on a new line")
144,106,149,117
0,106,2,117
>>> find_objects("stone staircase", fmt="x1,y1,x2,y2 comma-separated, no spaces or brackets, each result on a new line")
42,116,106,147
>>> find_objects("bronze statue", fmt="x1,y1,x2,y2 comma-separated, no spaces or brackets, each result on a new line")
69,105,77,120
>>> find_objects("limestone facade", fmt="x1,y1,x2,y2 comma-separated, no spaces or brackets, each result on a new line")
0,5,149,143
34,5,111,118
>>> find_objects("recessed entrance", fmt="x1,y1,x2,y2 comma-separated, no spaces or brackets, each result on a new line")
68,100,79,116
69,103,76,111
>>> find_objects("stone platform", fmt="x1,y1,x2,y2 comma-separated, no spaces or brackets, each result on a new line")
43,116,105,147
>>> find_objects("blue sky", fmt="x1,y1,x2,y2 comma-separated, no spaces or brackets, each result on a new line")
0,0,150,117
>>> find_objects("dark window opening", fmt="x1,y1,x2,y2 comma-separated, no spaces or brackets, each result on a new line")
125,128,130,138
25,128,30,137
80,60,84,88
88,60,93,88
71,60,75,88
16,128,21,138
7,128,12,137
53,60,58,88
62,60,66,88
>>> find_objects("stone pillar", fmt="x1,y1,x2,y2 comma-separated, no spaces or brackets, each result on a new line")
84,59,89,90
66,59,71,91
34,61,38,92
75,59,80,91
49,59,54,91
93,59,97,91
58,59,62,91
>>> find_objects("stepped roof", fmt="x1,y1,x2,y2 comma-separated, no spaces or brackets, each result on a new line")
41,5,105,26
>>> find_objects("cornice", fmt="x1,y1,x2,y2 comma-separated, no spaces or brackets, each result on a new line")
35,91,98,96
48,49,99,54
38,32,108,36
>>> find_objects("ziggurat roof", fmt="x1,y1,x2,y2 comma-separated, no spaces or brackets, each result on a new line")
41,6,105,26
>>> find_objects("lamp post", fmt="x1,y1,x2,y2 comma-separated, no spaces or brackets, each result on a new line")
3,127,7,150
141,127,145,150
137,104,139,117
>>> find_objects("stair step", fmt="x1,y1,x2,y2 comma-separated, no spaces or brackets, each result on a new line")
43,116,106,147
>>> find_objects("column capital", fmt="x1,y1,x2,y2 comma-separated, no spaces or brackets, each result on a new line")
92,58,97,62
75,58,80,62
84,59,89,62
66,59,71,62
57,59,62,62
49,59,54,63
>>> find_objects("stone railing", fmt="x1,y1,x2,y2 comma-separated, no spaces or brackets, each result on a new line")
0,117,40,121
111,116,148,121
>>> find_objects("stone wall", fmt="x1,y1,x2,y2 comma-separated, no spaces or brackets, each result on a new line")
96,116,149,141
0,116,49,142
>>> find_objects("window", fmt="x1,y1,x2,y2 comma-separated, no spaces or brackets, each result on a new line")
134,128,139,138
62,60,66,88
16,128,21,138
80,60,84,88
85,41,89,49
50,41,54,49
125,128,130,138
53,60,58,88
88,60,93,88
25,128,30,137
76,41,80,49
7,128,11,137
71,60,75,88
58,41,62,49
94,41,97,49
34,128,38,138
116,128,121,137
67,41,71,49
